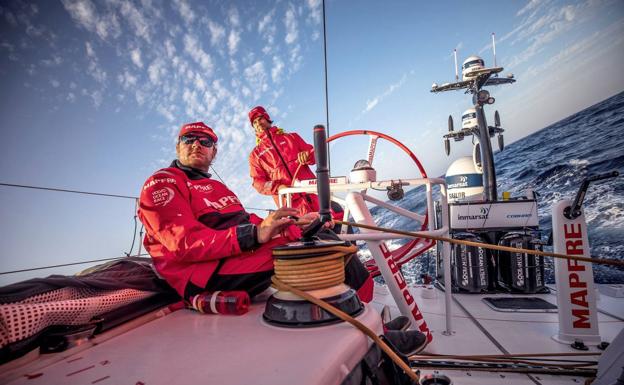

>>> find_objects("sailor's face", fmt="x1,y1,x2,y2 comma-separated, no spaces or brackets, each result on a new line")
253,117,271,135
176,134,217,172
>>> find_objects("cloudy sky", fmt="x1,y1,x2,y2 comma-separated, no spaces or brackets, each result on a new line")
1,0,623,283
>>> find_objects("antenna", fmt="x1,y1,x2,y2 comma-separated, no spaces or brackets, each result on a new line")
454,49,458,81
491,32,497,68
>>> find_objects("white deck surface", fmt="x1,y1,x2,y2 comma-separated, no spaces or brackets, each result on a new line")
372,283,624,385
2,283,622,385
2,301,382,385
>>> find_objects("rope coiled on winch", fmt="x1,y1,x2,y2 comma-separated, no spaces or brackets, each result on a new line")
272,244,356,291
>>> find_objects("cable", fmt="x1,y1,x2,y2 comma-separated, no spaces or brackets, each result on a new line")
321,0,331,171
271,276,420,383
125,199,139,257
273,245,354,291
210,166,226,185
0,254,150,275
0,182,137,199
337,220,624,267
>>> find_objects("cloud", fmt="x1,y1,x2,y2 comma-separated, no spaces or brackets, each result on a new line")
81,88,103,107
148,58,164,85
183,34,214,75
207,19,226,46
258,10,274,34
284,5,298,44
228,7,240,27
365,98,379,112
306,0,322,24
61,0,99,36
118,69,137,89
85,41,107,83
61,0,120,40
164,39,176,58
172,0,194,24
288,44,302,72
3,9,18,27
504,2,583,70
244,61,268,95
157,104,176,122
41,55,63,67
271,56,284,83
135,89,146,105
362,73,408,114
130,48,143,68
258,9,277,53
522,19,624,80
118,1,151,42
228,29,241,55
517,0,543,17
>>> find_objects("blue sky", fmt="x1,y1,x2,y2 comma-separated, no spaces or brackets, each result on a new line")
1,0,623,284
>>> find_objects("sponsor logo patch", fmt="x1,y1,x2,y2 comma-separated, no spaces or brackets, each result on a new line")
152,187,174,206
203,195,241,210
143,177,176,190
188,183,214,193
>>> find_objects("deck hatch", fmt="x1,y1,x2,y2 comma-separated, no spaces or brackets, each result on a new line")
482,297,557,312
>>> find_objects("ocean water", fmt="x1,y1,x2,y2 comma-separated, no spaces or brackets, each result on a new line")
369,90,624,284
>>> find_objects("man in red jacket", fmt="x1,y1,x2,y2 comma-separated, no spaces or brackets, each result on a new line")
138,121,372,302
248,106,322,217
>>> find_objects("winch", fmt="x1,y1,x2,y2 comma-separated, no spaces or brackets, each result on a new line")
263,125,364,327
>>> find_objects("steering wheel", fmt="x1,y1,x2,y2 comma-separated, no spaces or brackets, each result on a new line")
327,130,435,276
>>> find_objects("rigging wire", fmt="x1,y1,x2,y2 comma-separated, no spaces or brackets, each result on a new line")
210,165,226,185
1,181,276,274
321,0,331,171
124,199,140,257
0,254,150,275
0,182,137,199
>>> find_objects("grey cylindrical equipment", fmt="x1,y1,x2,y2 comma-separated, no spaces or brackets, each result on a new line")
313,124,332,222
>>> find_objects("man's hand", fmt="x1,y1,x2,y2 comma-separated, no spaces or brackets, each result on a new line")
297,150,310,165
257,207,299,243
296,212,334,230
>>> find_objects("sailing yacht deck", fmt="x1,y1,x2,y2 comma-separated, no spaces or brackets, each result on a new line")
372,283,623,384
1,300,381,385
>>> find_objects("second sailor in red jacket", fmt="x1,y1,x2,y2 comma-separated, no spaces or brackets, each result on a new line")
248,105,324,217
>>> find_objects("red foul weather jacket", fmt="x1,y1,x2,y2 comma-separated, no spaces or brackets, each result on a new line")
249,126,320,216
138,160,300,297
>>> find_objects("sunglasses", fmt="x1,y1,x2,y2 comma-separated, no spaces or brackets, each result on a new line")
179,135,215,148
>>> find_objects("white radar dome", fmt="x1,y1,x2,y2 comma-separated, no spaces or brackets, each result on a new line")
445,156,484,203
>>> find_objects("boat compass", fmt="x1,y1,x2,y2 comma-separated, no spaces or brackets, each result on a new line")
263,125,364,327
431,33,515,201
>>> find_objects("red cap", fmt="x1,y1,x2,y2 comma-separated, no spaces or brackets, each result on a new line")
178,122,218,143
248,106,272,127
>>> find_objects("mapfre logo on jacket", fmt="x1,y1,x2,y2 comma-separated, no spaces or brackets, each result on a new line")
203,195,241,210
